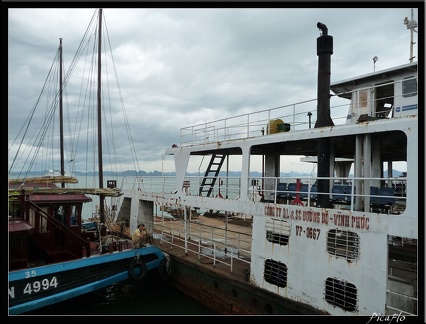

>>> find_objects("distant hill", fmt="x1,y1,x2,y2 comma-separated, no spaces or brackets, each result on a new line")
9,169,404,178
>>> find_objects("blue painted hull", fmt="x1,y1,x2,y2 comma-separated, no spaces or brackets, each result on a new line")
8,246,165,315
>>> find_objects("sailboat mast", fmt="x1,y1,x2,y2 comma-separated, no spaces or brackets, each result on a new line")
59,38,65,188
97,9,105,225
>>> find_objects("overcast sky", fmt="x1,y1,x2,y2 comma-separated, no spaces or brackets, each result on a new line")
8,6,420,175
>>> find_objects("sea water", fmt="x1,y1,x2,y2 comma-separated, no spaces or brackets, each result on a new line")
25,279,217,315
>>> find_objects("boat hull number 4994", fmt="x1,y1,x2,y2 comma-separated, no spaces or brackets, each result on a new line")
9,272,59,300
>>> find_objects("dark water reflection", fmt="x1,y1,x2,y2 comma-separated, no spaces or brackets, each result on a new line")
25,278,217,316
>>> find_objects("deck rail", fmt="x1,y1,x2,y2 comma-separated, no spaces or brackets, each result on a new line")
178,79,414,146
179,97,332,146
153,217,252,273
121,175,407,214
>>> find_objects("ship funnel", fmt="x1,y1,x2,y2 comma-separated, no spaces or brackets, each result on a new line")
317,22,328,35
315,22,334,208
315,22,334,127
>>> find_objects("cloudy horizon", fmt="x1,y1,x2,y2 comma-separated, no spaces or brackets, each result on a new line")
8,6,419,175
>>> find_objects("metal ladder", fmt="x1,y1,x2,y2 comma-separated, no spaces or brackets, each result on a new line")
199,154,226,197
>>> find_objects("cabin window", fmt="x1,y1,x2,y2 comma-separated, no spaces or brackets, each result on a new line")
265,218,291,246
54,206,66,224
264,259,287,288
358,89,368,108
8,201,21,218
374,81,394,118
326,229,359,260
28,205,49,242
325,277,357,312
402,77,417,97
70,205,78,226
39,207,48,233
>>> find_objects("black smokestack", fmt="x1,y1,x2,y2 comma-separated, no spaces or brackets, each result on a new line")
315,22,334,128
315,22,334,208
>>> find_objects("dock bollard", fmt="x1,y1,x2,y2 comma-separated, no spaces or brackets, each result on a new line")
242,268,250,281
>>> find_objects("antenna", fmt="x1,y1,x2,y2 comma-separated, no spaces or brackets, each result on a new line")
373,56,378,72
403,8,417,63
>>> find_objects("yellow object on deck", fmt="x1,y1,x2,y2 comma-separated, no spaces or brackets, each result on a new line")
266,119,290,134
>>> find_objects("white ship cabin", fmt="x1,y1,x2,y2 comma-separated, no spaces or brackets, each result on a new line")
330,61,418,123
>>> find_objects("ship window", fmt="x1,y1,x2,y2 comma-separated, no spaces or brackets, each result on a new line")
70,205,78,226
358,89,368,108
327,229,359,260
264,259,287,288
265,218,291,246
402,77,417,97
325,277,357,312
8,200,21,218
54,205,66,224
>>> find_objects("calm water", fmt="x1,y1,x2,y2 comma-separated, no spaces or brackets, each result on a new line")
25,278,217,315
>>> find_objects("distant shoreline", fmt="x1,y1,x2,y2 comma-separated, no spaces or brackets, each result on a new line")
9,169,403,178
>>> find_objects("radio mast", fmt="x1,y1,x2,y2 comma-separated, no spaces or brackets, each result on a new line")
403,9,417,63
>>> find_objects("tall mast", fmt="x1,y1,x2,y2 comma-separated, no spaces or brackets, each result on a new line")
59,38,65,188
404,8,417,63
97,9,105,225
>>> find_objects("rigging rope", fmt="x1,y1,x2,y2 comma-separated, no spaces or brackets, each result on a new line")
10,9,142,187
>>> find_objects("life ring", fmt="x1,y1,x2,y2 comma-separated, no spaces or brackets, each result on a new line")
158,257,172,281
128,258,147,282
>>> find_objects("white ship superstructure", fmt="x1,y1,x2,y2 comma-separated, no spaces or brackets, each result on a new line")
116,22,418,315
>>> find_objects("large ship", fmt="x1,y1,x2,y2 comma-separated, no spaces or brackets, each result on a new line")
115,20,418,316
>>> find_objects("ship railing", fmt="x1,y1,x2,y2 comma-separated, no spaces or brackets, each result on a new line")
178,97,348,146
187,174,406,214
177,80,414,146
257,176,407,214
121,175,407,214
153,217,251,273
120,176,178,194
